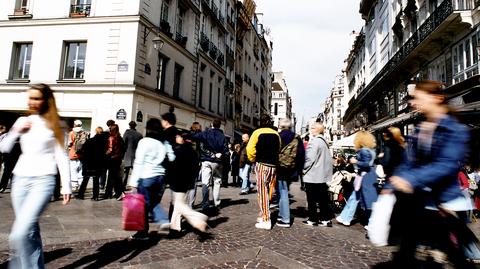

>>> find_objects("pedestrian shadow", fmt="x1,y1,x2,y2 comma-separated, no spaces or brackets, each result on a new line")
59,234,162,269
208,216,229,229
220,198,249,209
0,248,73,269
291,206,308,219
45,248,73,263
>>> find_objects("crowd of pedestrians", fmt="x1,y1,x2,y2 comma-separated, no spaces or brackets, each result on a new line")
0,80,480,268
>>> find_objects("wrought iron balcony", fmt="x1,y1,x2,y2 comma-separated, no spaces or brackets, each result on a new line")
212,3,218,16
243,114,251,123
226,45,235,58
200,32,210,52
70,4,91,17
175,32,188,47
160,20,172,37
209,42,218,59
354,0,456,109
235,73,243,84
217,52,224,66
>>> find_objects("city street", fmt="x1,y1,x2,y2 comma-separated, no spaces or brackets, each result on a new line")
0,182,394,269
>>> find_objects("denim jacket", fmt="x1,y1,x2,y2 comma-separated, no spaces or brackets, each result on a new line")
392,115,470,205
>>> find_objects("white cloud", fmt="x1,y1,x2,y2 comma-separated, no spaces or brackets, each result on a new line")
256,0,364,127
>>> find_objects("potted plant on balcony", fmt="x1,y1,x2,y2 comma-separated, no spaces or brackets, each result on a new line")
13,8,27,16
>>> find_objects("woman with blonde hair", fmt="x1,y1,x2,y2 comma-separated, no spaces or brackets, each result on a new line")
336,130,377,227
0,84,71,268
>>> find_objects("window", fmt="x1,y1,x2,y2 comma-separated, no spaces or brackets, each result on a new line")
161,1,169,22
274,103,278,115
453,33,479,83
11,43,32,80
15,0,29,10
217,87,221,114
62,42,86,80
198,77,204,108
173,64,183,99
209,82,213,111
70,0,91,17
157,56,168,92
177,8,185,35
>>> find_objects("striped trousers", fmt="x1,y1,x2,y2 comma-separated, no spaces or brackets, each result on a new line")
255,163,277,222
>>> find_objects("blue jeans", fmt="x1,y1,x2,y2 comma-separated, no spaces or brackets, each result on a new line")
339,191,359,224
137,175,169,234
277,180,290,223
240,164,251,192
9,174,56,269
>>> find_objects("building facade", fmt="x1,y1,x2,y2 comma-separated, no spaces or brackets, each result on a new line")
323,73,346,144
0,0,273,140
270,71,292,128
343,0,480,144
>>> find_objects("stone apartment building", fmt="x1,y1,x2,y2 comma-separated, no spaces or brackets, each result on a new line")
270,71,292,129
343,0,479,148
0,0,273,140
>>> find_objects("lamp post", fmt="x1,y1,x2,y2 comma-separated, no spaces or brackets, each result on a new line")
152,36,164,51
152,37,164,91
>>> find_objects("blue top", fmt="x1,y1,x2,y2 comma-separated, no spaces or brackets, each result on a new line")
192,128,229,163
392,115,470,205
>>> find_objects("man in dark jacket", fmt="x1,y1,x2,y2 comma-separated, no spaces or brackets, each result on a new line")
122,121,143,188
161,112,179,147
192,119,228,210
246,114,281,230
276,119,305,228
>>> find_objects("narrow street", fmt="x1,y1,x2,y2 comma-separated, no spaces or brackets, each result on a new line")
0,182,395,269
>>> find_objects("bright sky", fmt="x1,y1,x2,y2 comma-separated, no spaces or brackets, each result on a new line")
255,0,364,129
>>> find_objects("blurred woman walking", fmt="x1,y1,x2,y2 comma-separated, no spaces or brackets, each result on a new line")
0,84,71,269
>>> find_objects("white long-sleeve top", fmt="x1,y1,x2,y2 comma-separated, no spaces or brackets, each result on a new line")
0,115,72,194
128,137,175,188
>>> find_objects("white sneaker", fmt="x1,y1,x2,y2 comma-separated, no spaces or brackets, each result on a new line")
158,222,170,230
335,216,350,226
255,220,271,230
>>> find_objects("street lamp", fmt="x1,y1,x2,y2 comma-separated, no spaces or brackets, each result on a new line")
152,36,164,91
152,36,164,51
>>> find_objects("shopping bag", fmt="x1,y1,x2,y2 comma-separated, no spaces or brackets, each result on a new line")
368,193,396,247
122,193,145,231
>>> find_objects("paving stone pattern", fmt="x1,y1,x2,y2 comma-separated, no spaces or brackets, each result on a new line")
0,182,476,268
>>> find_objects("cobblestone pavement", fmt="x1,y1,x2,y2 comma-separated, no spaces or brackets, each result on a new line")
0,181,478,269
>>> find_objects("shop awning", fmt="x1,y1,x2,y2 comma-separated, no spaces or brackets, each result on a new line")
369,112,419,131
331,132,357,149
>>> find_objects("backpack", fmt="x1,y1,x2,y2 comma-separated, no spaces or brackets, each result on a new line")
278,136,299,169
74,130,89,154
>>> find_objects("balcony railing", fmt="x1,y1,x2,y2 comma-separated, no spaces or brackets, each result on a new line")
175,32,188,47
160,20,172,37
226,45,235,58
217,52,224,66
355,0,455,105
452,0,477,9
209,42,218,59
70,4,91,17
243,114,251,123
212,3,218,16
235,73,243,84
200,32,210,52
